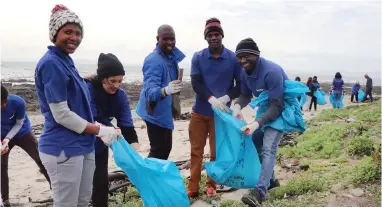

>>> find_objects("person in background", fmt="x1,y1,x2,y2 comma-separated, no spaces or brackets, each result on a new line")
137,24,185,160
1,85,51,207
295,76,302,110
85,53,140,207
304,77,313,111
362,74,373,102
351,81,361,103
187,17,242,198
34,5,120,206
309,76,320,111
231,38,288,206
331,72,345,108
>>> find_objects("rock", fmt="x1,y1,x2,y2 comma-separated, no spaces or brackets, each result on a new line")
345,116,357,123
350,188,365,197
341,193,354,199
327,193,337,207
330,183,343,194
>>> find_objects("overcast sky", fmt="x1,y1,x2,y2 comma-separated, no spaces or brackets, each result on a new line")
0,0,381,78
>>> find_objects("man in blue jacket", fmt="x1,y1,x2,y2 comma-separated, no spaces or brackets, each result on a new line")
186,17,242,198
137,24,185,160
231,38,288,206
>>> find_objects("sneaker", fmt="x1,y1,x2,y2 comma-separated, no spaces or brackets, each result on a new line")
267,179,280,190
206,186,216,197
187,190,199,198
241,190,262,207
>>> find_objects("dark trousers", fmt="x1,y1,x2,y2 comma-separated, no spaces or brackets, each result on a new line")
1,131,51,201
362,88,373,102
92,147,109,207
145,121,172,160
351,92,359,102
309,96,317,111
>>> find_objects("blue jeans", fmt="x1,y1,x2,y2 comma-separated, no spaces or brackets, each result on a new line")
333,91,342,108
252,127,283,200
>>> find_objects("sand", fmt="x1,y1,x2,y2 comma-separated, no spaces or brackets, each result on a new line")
4,93,368,206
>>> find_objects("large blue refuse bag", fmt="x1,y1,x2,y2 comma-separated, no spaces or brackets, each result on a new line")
299,94,306,107
249,80,309,133
204,108,261,189
111,137,190,207
329,92,344,108
358,90,365,101
313,89,327,105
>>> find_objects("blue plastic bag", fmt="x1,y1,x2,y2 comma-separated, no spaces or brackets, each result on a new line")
313,89,327,105
249,80,309,133
111,138,190,207
329,92,344,108
299,94,306,107
204,108,261,189
358,90,365,101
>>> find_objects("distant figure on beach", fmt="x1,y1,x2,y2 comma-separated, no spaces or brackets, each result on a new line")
309,76,320,111
1,85,51,207
351,81,361,103
85,53,140,207
304,77,313,111
186,17,242,198
232,38,288,206
362,74,373,102
136,24,185,160
34,5,120,207
295,76,303,110
331,72,345,108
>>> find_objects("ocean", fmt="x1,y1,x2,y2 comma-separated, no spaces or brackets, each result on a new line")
1,61,380,86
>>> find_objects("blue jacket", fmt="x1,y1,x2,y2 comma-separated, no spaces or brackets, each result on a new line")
87,82,137,153
352,83,361,94
136,45,185,130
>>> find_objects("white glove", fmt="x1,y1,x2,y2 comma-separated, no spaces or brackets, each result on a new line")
1,138,10,155
130,142,141,152
97,126,121,146
232,104,244,120
241,121,260,135
218,95,231,105
208,96,229,112
164,80,182,95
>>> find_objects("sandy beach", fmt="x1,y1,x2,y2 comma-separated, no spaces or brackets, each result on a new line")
3,81,380,206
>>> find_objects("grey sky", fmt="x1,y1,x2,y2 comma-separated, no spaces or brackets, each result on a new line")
0,0,381,78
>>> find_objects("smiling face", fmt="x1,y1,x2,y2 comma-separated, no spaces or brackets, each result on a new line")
54,23,82,54
102,75,124,95
206,31,223,50
157,27,176,54
236,52,259,71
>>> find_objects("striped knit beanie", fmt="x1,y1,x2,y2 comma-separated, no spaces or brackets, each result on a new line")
204,17,224,39
235,38,260,56
49,4,83,43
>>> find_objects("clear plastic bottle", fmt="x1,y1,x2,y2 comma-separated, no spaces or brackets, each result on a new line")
211,200,219,207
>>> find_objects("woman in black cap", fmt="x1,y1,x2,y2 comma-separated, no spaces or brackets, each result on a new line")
85,53,140,207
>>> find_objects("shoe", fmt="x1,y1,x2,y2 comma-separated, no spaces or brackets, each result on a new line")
241,190,262,207
206,186,216,197
267,179,280,190
187,190,199,198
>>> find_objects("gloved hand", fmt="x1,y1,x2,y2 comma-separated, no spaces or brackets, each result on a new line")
208,96,229,112
218,95,231,105
95,122,121,146
241,121,260,135
232,104,244,120
130,142,141,152
164,80,182,95
1,138,10,155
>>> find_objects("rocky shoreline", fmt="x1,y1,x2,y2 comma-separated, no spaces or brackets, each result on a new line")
2,80,380,112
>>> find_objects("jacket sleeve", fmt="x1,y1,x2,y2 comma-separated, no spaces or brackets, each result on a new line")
143,58,165,101
236,71,252,109
256,71,284,127
116,91,139,144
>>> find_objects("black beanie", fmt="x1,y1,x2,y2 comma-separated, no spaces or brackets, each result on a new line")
204,17,224,39
235,38,260,56
96,53,125,79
